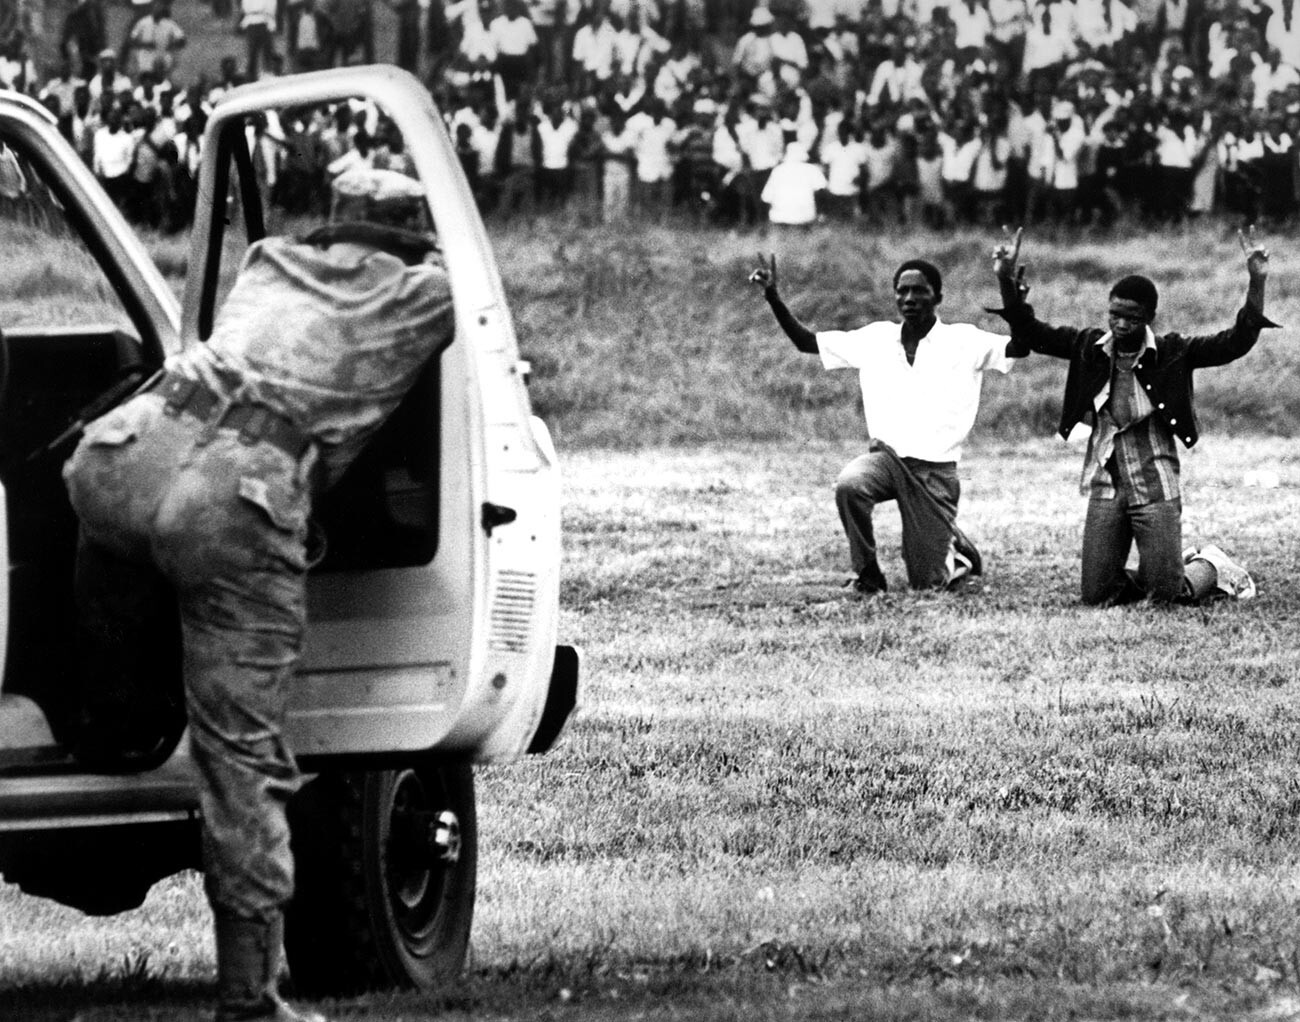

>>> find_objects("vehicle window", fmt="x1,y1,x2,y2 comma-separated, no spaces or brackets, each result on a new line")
206,98,429,320
0,142,136,336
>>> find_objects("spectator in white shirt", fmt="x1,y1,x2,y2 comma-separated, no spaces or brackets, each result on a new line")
1073,0,1138,51
736,94,785,195
732,7,778,80
87,49,133,105
627,100,676,216
1252,46,1300,107
92,105,136,209
1022,0,1077,90
769,12,809,88
971,119,1012,223
862,121,900,221
489,0,539,98
239,0,278,79
950,0,994,54
125,0,186,80
447,0,497,68
534,100,577,208
1267,0,1300,70
940,120,982,221
749,253,1019,593
600,109,636,222
572,8,619,89
867,40,929,106
761,142,826,225
1154,109,1198,220
1038,100,1086,221
821,119,867,218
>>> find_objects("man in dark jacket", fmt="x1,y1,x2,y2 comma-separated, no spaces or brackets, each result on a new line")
991,226,1275,605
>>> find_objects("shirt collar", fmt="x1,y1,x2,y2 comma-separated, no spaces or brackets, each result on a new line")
900,312,942,342
1096,325,1157,360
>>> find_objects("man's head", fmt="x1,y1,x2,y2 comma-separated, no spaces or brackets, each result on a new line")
893,260,942,326
1108,274,1157,345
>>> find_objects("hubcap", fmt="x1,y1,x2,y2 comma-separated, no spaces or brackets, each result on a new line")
384,769,455,948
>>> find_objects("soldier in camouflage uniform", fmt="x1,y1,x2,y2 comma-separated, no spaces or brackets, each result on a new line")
62,168,454,1022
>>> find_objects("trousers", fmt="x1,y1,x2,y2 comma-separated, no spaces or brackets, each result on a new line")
1080,494,1184,605
834,444,963,590
63,391,311,922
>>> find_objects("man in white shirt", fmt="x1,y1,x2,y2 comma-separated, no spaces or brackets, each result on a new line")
489,0,539,98
748,254,1020,593
240,0,278,79
821,119,867,218
571,7,618,88
1266,0,1300,70
92,104,136,209
1039,100,1086,221
761,142,826,224
732,6,778,80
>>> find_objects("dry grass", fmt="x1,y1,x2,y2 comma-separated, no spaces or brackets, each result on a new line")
3,208,1300,1019
7,438,1300,1020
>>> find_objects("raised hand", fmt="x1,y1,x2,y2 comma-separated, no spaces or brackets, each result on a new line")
1239,224,1269,280
992,225,1030,304
749,252,778,292
992,224,1023,280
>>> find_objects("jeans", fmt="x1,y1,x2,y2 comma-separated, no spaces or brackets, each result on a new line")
64,392,312,923
835,448,961,590
1080,494,1184,605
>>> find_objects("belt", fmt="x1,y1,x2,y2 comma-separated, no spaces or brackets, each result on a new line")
142,370,313,460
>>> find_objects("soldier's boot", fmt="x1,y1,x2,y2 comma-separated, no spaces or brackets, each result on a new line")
214,911,327,1022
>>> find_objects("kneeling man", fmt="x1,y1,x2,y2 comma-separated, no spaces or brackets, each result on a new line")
750,253,1022,593
991,226,1275,604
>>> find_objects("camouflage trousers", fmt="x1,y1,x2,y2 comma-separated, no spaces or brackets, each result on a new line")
63,391,312,922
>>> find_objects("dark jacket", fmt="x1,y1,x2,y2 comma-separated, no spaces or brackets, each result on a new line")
997,302,1277,448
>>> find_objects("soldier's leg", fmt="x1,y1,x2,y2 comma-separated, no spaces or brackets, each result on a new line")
1080,495,1138,605
1129,497,1185,604
835,451,899,592
63,394,186,768
153,437,317,1020
892,459,962,589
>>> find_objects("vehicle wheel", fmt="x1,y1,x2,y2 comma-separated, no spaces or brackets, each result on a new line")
284,763,476,997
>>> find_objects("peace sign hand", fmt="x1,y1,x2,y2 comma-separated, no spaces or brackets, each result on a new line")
992,225,1030,303
749,252,778,293
1239,224,1269,281
992,225,1023,280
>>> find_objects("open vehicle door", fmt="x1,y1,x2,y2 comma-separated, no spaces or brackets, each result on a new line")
185,66,576,767
0,69,577,997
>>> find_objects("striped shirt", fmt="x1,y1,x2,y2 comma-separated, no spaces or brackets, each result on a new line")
1082,330,1180,504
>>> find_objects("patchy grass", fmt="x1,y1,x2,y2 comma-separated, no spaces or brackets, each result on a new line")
7,438,1300,1021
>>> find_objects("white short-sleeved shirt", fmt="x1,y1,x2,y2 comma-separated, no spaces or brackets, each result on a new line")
817,315,1013,463
761,160,827,224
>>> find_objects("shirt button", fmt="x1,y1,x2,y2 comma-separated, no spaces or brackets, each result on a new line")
1170,417,1177,424
1158,403,1165,409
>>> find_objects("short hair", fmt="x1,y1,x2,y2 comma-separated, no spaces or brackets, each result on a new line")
1109,274,1158,317
893,259,942,298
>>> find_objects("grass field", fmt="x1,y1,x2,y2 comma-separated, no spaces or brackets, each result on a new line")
4,208,1300,1021
5,433,1300,1021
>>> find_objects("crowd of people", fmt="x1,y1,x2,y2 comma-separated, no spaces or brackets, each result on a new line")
3,0,1300,230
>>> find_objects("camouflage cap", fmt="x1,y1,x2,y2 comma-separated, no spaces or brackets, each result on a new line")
329,167,429,230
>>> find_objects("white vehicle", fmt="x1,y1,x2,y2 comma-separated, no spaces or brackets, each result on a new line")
0,67,578,996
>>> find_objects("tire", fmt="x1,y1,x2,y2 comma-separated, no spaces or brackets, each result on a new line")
284,763,477,998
